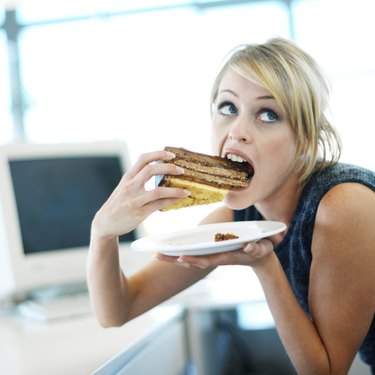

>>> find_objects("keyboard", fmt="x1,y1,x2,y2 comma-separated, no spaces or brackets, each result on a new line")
17,292,92,322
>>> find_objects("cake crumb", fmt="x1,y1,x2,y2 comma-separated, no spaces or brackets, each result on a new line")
214,233,239,242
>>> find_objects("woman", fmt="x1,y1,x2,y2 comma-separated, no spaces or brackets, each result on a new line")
87,37,375,374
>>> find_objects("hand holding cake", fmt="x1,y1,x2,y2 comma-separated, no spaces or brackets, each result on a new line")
90,149,191,238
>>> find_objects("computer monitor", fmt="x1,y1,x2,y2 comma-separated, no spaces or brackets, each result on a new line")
0,141,145,300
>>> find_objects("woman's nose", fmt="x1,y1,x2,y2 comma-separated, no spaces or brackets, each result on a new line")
228,117,252,143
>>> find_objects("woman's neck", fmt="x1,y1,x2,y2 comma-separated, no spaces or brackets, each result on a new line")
255,173,303,234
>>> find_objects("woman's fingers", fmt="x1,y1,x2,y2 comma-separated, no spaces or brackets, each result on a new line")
154,239,275,269
92,149,191,239
110,152,187,209
155,253,178,263
126,150,176,180
140,196,188,217
243,239,273,258
108,186,190,227
132,162,184,189
136,186,190,208
179,252,240,268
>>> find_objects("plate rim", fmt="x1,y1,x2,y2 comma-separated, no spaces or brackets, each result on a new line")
131,220,286,254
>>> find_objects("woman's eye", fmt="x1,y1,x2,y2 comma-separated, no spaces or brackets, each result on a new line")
218,101,237,116
258,109,278,123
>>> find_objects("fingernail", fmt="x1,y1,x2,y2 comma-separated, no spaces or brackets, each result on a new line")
183,189,191,195
177,258,190,268
244,243,253,252
176,166,184,174
166,151,176,159
196,264,207,269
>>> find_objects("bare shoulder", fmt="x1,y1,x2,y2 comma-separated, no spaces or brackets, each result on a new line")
312,182,375,275
316,182,375,233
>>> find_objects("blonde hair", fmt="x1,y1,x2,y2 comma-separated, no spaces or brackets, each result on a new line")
211,37,341,183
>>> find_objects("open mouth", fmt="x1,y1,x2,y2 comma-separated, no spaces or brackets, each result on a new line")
226,153,254,181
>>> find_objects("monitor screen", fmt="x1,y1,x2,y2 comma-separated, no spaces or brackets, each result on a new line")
0,142,147,298
9,156,135,255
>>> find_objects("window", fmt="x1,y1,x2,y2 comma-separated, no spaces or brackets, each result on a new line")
0,30,12,143
17,2,289,162
2,1,375,233
293,0,375,170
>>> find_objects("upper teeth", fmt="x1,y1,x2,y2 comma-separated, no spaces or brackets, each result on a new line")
227,153,246,163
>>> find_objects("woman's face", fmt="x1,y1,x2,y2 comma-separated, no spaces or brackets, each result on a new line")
211,68,298,210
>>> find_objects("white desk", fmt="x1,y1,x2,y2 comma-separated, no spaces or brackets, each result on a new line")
0,266,370,375
0,266,261,375
0,304,186,375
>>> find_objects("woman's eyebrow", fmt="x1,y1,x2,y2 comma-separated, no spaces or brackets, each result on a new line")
257,95,275,100
218,89,237,96
217,91,276,101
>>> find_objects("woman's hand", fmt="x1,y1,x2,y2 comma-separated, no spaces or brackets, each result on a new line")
91,150,190,239
156,238,275,269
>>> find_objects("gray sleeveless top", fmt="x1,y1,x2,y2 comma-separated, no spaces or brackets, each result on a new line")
234,163,375,371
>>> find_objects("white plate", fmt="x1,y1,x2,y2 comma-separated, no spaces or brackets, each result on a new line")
131,221,286,256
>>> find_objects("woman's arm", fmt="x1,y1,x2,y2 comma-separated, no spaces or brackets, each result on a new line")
87,234,211,327
254,183,375,374
87,148,233,327
308,183,375,373
88,207,232,327
86,149,195,327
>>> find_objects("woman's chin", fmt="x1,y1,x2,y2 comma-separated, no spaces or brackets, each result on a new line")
224,191,253,211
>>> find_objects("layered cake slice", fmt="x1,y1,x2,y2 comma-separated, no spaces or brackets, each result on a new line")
156,146,252,211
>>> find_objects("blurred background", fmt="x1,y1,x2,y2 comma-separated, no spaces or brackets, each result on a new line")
1,2,374,374
1,0,375,231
